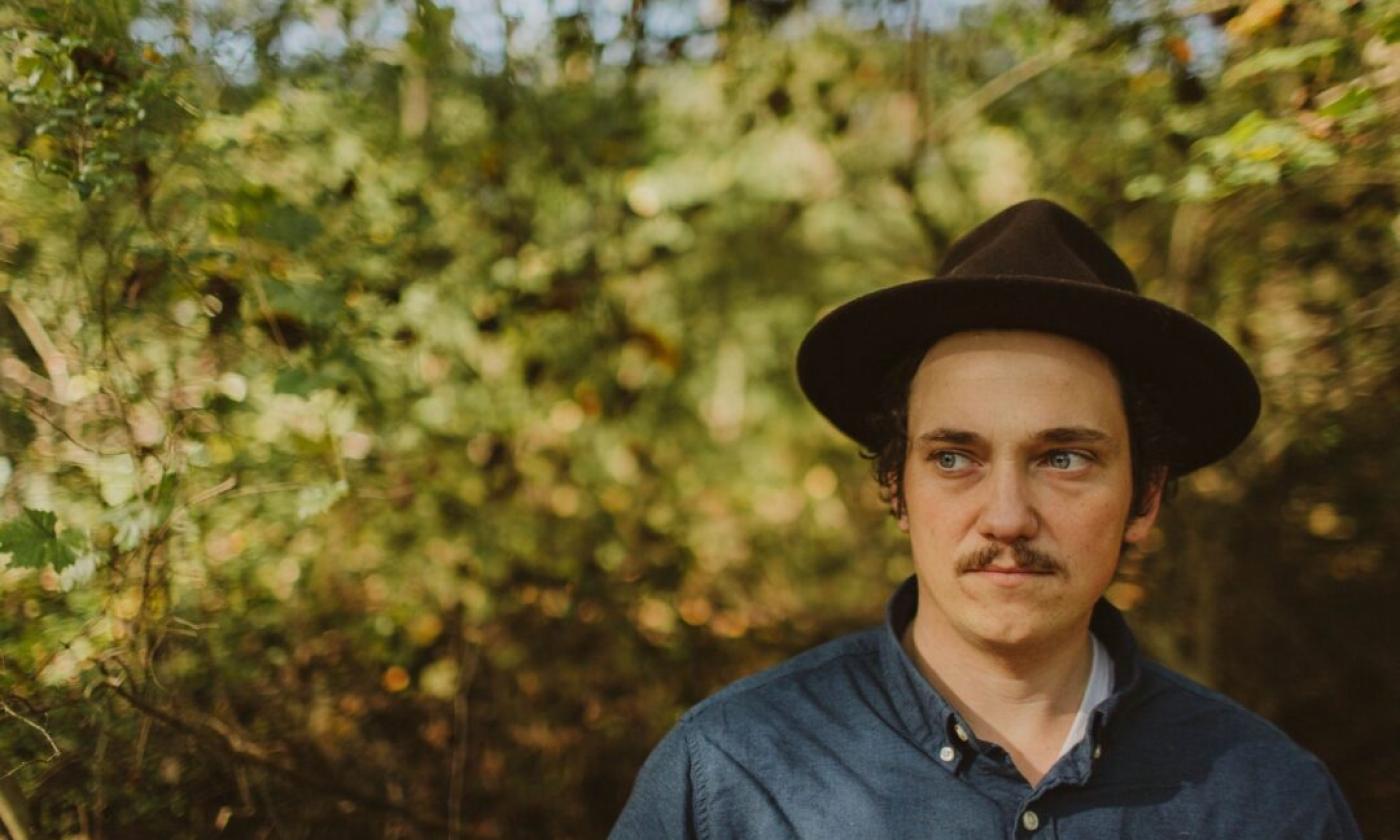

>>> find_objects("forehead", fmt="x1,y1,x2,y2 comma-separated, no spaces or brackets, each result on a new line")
906,330,1126,432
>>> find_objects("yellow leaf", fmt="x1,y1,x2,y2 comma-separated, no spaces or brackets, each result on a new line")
1226,0,1288,40
382,665,410,692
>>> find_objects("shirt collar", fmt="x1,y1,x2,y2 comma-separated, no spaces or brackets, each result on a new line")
877,574,1145,780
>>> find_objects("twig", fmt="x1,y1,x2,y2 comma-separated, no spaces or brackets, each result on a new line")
1163,203,1214,311
447,616,479,838
1180,0,1246,16
0,699,61,774
21,401,128,455
250,276,292,362
186,475,238,508
934,26,1088,138
100,680,451,831
222,481,301,500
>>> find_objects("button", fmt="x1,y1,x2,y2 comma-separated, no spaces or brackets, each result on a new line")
938,745,956,763
953,723,969,742
1021,810,1040,832
1093,744,1102,759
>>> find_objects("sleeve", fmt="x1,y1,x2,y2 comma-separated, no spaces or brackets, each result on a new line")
608,719,702,840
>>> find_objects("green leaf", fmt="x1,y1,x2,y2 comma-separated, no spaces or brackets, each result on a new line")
1124,173,1166,201
1222,40,1341,87
274,366,337,396
263,278,344,328
258,203,323,249
1317,86,1375,119
0,508,83,571
1377,11,1400,43
1219,110,1270,145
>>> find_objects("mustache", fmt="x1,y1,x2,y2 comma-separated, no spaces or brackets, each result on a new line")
956,541,1064,575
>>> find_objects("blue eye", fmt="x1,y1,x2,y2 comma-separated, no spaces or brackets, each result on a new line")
1045,451,1089,470
932,451,971,470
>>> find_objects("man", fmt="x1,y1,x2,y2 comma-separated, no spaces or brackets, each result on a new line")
611,200,1360,838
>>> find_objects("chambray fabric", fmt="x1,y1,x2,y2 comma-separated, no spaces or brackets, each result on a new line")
611,576,1360,839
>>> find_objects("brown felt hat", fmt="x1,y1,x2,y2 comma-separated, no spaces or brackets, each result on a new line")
795,199,1260,475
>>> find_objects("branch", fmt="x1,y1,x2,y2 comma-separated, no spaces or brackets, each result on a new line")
0,699,60,774
185,475,238,508
935,26,1088,138
0,356,52,402
5,294,70,404
0,777,30,840
0,696,53,840
100,680,450,831
1163,202,1214,311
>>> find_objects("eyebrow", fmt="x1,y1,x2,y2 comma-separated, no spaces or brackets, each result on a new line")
913,426,1114,447
1037,426,1112,445
915,428,985,447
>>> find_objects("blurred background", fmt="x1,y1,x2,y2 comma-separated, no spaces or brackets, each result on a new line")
0,0,1395,836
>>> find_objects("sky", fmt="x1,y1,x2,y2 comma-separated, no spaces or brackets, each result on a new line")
126,0,1223,83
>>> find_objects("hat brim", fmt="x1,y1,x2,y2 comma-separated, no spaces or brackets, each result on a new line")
795,275,1260,475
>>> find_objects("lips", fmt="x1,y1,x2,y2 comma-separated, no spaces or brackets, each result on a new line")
967,565,1056,586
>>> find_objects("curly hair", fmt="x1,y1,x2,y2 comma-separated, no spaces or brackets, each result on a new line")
863,347,1180,523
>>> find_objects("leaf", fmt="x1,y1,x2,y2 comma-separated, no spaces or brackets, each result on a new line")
257,203,323,249
1317,86,1375,120
1224,0,1289,40
94,452,137,507
1377,10,1400,43
295,480,348,520
104,502,159,551
274,366,335,396
263,278,344,328
1124,173,1166,201
1222,40,1341,87
0,508,84,571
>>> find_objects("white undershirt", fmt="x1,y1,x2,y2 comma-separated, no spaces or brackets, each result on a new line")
1057,633,1112,759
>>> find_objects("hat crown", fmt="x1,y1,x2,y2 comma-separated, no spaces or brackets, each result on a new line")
937,199,1138,293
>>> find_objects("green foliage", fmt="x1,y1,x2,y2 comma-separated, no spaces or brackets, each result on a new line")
1221,39,1341,86
1196,110,1339,191
0,508,82,570
3,26,189,199
0,0,1394,837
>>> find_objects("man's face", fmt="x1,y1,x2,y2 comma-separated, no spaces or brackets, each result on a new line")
898,330,1159,653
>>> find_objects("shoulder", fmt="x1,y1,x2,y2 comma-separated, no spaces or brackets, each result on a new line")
684,626,883,718
1111,660,1359,836
1125,660,1321,765
676,626,888,745
1132,660,1308,751
612,627,901,840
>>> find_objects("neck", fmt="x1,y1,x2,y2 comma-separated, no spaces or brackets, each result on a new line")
900,597,1095,788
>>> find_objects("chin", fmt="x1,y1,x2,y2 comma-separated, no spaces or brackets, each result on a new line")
963,606,1071,651
971,622,1044,650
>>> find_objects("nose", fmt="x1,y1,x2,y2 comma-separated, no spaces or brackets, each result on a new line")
976,463,1039,544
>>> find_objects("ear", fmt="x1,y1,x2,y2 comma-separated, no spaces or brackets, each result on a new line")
893,486,910,532
1123,470,1166,545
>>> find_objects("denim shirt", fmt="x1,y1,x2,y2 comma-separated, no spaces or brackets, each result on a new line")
611,576,1360,839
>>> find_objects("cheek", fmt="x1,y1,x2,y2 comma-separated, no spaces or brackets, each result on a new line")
901,470,941,519
901,476,975,541
1057,489,1135,553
